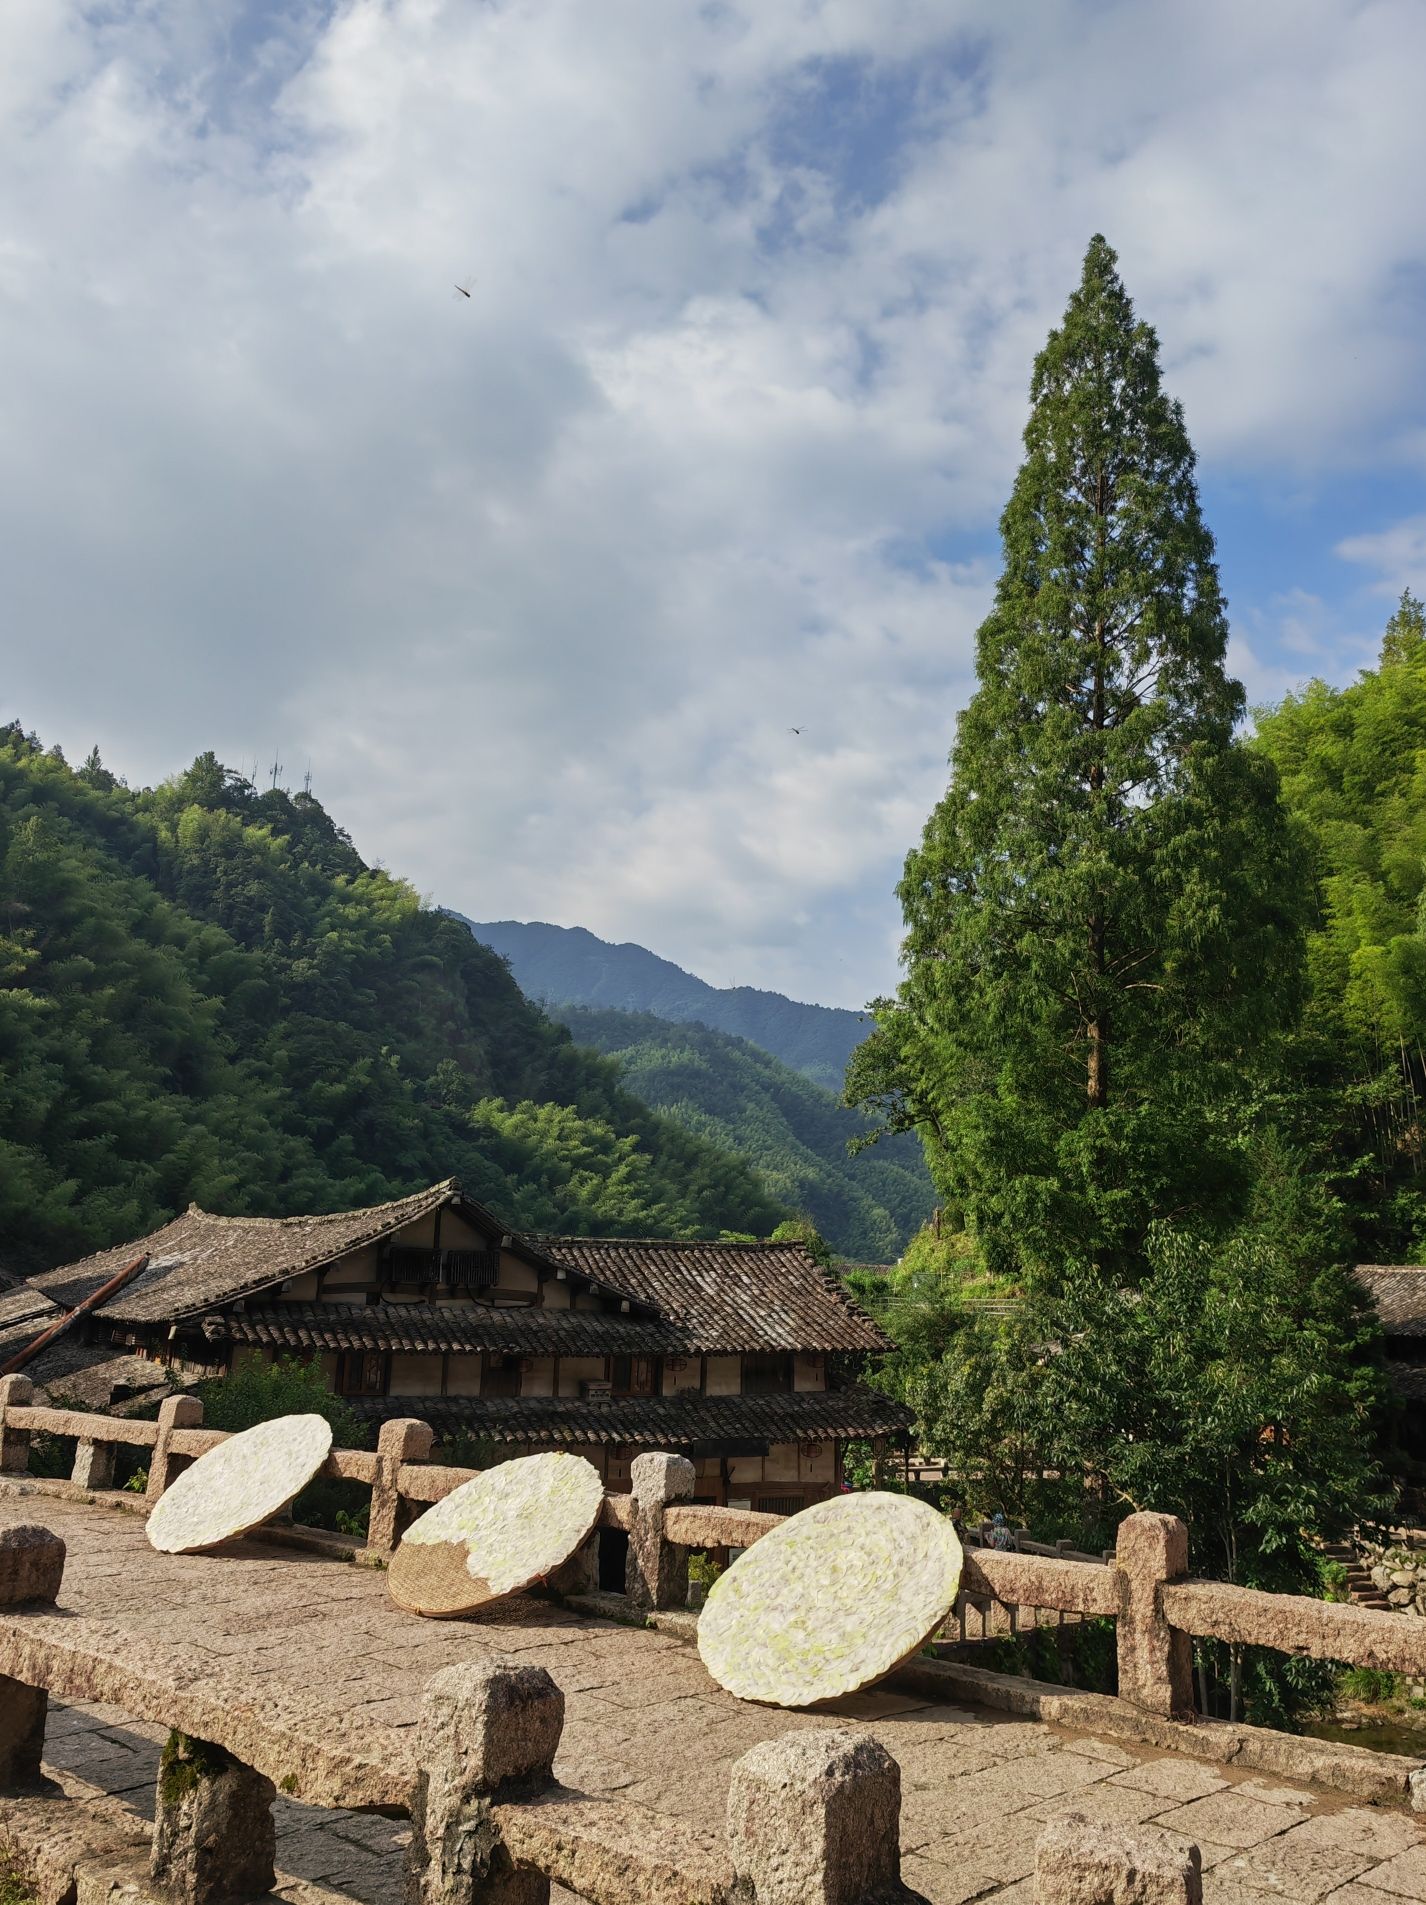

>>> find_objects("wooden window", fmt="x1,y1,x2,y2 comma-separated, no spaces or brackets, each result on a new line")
443,1249,500,1291
741,1352,793,1396
609,1355,655,1397
337,1351,387,1397
384,1247,436,1286
482,1354,520,1398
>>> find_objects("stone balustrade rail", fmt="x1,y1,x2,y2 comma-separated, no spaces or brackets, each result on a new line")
8,1378,1426,1732
0,1522,1207,1905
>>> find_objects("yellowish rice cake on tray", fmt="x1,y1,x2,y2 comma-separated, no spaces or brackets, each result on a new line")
388,1449,604,1618
697,1490,963,1707
146,1413,334,1554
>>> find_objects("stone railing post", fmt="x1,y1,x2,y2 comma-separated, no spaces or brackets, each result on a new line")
405,1659,564,1905
1116,1512,1194,1720
727,1728,915,1905
1035,1815,1202,1904
0,1376,35,1475
145,1395,204,1508
0,1524,66,1787
71,1437,115,1491
367,1417,436,1556
151,1730,276,1905
625,1451,695,1611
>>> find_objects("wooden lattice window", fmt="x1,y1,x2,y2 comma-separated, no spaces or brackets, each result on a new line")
609,1355,655,1397
385,1246,437,1286
443,1249,500,1290
337,1351,387,1397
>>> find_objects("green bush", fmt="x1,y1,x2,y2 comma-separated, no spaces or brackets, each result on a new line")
196,1355,369,1533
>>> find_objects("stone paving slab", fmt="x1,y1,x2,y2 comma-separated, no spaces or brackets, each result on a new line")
4,1494,1426,1904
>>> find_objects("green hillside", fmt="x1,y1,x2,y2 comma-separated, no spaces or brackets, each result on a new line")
0,729,787,1275
556,1004,934,1262
462,918,867,1091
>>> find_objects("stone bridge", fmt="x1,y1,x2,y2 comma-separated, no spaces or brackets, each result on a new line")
3,1492,1426,1905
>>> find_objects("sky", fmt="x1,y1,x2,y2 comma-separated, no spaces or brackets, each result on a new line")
4,0,1426,1011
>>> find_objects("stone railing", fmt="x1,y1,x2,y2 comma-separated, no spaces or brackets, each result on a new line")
0,1375,472,1558
0,1523,1206,1905
11,1380,1426,1736
620,1456,1426,1734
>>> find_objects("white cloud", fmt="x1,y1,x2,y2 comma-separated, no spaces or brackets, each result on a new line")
3,0,1426,1006
1336,516,1426,598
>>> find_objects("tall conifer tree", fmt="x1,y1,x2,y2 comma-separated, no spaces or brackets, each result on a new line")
850,237,1306,1282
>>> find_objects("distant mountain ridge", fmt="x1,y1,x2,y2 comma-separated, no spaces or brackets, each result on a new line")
458,919,869,1092
555,1005,934,1262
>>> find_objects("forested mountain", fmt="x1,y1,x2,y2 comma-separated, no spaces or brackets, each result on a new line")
556,1005,935,1262
0,730,787,1276
460,919,866,1091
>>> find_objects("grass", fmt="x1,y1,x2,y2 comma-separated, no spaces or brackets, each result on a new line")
0,1862,39,1905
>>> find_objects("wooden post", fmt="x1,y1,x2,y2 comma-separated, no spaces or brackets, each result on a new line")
367,1417,435,1556
0,1525,65,1786
404,1660,563,1905
145,1395,204,1506
1116,1513,1195,1720
0,1376,34,1475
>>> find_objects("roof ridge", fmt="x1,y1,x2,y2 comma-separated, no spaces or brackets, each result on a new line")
533,1235,810,1252
182,1178,462,1230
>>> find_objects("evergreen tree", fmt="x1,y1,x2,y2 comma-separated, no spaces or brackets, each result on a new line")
850,237,1306,1282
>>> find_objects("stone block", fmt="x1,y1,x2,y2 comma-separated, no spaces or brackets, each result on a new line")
72,1442,117,1492
1034,1814,1202,1904
150,1731,276,1905
368,1418,435,1555
404,1661,563,1905
726,1727,908,1905
0,1524,65,1606
625,1452,695,1612
1115,1514,1193,1721
145,1399,204,1507
0,1376,35,1475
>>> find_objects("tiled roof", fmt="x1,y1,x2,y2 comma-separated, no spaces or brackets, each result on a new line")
0,1284,64,1357
205,1303,685,1357
1356,1266,1426,1337
26,1183,632,1326
28,1183,889,1355
346,1387,914,1447
528,1237,890,1353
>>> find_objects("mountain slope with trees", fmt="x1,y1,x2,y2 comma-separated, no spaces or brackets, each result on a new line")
0,732,787,1275
460,918,866,1091
556,1004,935,1262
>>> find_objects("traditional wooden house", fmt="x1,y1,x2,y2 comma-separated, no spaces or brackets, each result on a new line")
25,1178,912,1514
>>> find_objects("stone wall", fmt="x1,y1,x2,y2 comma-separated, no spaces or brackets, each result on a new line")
1365,1544,1426,1615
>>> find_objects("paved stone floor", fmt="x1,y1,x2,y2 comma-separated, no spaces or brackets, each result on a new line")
7,1494,1426,1904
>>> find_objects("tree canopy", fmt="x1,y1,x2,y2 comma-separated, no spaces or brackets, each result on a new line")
849,235,1306,1284
1253,590,1426,1260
